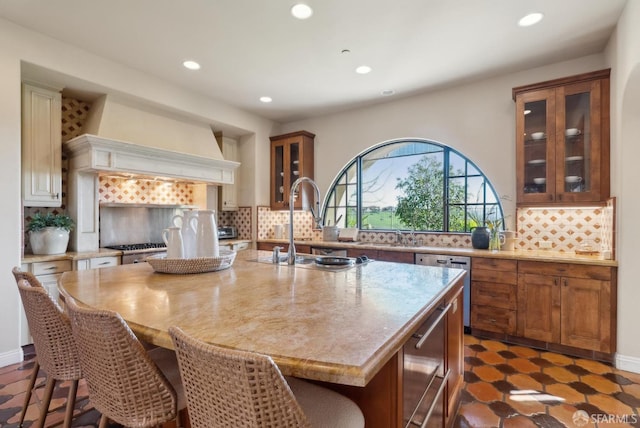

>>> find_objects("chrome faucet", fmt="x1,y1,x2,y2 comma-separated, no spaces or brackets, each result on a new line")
288,177,322,265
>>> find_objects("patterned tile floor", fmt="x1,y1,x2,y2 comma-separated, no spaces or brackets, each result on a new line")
454,335,640,428
2,337,639,427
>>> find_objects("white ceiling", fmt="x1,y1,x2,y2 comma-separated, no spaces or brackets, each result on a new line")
0,0,628,123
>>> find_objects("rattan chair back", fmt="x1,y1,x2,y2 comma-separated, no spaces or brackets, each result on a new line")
16,279,81,380
12,267,44,289
66,298,178,428
169,326,312,428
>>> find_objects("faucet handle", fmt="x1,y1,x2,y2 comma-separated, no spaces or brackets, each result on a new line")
272,246,284,263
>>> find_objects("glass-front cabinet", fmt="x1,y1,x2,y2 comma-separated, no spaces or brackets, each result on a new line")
513,70,610,206
270,131,315,210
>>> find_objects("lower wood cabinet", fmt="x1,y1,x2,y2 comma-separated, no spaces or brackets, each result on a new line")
256,241,311,255
517,261,616,353
445,284,464,427
471,258,518,334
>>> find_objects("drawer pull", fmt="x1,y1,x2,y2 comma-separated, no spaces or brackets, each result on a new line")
44,266,56,270
414,303,451,350
99,261,111,265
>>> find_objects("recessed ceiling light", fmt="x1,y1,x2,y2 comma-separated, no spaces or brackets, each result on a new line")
291,3,313,19
260,96,273,103
518,12,544,27
355,65,372,74
182,60,201,70
381,89,395,96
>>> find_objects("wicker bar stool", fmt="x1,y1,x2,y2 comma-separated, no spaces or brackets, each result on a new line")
66,297,185,428
169,326,365,428
13,271,82,428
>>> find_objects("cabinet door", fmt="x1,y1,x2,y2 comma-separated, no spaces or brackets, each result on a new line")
561,277,611,352
516,88,556,204
555,80,606,203
22,83,62,207
220,137,239,211
270,131,314,210
517,273,560,343
446,286,464,426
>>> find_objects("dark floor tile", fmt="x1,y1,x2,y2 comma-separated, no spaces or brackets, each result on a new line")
468,344,487,352
497,350,518,359
574,402,605,416
491,379,517,394
568,381,598,395
530,372,556,385
494,363,518,375
459,389,475,405
464,356,484,367
529,412,566,428
529,357,553,368
564,364,590,376
603,372,635,385
488,401,518,418
612,391,640,408
464,370,481,383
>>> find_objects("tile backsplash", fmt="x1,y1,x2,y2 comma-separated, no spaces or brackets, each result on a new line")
257,202,615,256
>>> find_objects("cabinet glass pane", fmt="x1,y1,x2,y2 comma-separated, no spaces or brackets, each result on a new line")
290,142,300,181
274,145,284,203
523,100,547,194
564,92,590,193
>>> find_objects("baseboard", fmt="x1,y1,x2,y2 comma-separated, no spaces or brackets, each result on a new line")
616,352,640,374
0,347,24,368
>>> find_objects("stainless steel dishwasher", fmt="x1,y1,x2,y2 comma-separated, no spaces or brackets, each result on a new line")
415,254,471,333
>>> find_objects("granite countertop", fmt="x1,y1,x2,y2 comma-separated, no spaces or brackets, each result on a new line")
258,239,618,267
59,249,465,387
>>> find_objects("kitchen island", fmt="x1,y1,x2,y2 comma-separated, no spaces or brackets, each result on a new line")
59,250,465,428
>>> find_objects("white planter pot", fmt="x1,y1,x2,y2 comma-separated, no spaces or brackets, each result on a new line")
29,227,70,255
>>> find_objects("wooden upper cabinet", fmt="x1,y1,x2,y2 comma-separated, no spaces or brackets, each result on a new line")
513,69,610,206
270,131,315,210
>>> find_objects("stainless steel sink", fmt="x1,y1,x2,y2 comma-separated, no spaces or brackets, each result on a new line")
253,254,360,272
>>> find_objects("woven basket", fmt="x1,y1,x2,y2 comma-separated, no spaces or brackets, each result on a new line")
146,250,237,274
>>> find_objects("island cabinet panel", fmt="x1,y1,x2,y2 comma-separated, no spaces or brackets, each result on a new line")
517,261,616,354
445,284,464,427
470,258,518,335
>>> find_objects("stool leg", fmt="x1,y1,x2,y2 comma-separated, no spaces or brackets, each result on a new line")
18,361,39,428
62,379,79,428
98,414,108,428
35,377,55,428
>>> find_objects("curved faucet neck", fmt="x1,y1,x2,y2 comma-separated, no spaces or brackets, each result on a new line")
287,177,322,265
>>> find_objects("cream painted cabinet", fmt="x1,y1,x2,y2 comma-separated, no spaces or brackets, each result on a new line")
19,260,73,345
219,137,239,211
22,83,63,207
75,256,120,270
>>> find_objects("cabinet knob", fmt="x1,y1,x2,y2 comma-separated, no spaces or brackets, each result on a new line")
549,194,554,201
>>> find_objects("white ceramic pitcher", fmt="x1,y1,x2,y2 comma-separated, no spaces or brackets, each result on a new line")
162,226,184,259
172,211,198,259
195,209,219,257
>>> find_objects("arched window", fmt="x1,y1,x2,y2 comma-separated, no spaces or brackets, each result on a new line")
322,139,503,232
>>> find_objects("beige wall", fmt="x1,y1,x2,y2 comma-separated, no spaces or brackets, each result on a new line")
605,0,640,371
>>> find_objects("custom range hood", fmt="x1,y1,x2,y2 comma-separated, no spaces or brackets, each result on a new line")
64,94,239,184
64,95,240,252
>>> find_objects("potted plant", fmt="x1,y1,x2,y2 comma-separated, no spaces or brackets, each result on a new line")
27,212,75,255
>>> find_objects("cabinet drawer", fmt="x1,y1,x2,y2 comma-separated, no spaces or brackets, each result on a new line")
377,250,414,264
473,257,517,272
472,269,517,285
471,305,516,334
472,281,517,310
31,260,72,275
519,261,612,280
89,256,119,269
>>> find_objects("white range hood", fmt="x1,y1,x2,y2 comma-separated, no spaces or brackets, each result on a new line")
65,134,239,184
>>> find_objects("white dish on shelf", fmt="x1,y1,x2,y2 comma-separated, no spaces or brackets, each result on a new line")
533,177,546,184
531,132,546,140
528,159,546,165
293,170,299,176
565,156,584,162
565,176,582,183
565,128,581,136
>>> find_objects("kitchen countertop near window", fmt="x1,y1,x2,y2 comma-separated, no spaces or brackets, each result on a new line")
258,239,618,267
